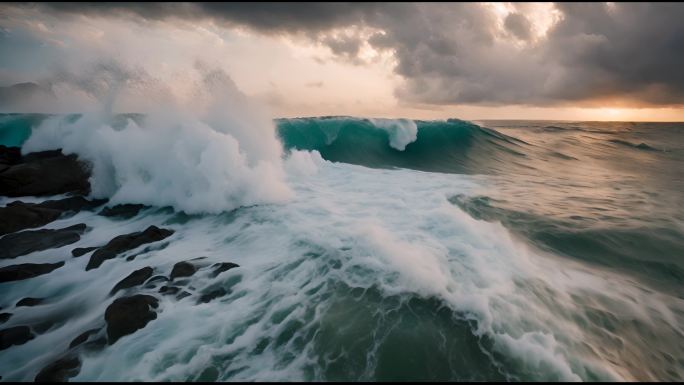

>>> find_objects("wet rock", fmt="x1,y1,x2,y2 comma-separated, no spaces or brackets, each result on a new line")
21,149,64,163
176,291,192,300
126,242,171,262
0,224,87,259
170,261,197,280
98,204,146,219
86,226,174,271
197,288,228,304
0,145,21,166
104,294,158,344
149,275,170,282
71,246,99,258
0,197,107,236
0,150,90,197
0,313,11,324
0,325,34,350
35,196,107,212
0,203,62,236
16,297,44,307
144,275,169,287
211,262,239,277
68,328,101,349
0,262,65,283
34,354,81,382
83,335,107,350
110,267,153,295
159,286,180,295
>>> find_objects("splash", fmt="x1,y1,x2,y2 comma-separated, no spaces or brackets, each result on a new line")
21,64,292,214
368,118,418,151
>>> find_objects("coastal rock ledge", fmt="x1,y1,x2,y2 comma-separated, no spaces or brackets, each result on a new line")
0,146,91,197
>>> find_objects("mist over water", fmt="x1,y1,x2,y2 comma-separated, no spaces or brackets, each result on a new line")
0,70,683,381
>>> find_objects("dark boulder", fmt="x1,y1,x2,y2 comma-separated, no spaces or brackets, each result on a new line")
21,149,64,163
68,328,101,349
71,246,99,258
0,197,106,236
0,262,64,283
86,226,174,271
0,203,62,236
0,223,87,259
0,313,11,324
99,204,146,219
211,262,239,277
0,145,22,166
126,242,172,262
104,294,158,344
35,196,107,212
197,288,228,304
159,286,180,295
145,275,169,284
0,150,91,197
0,325,34,350
144,275,169,288
34,354,81,382
110,267,153,295
16,297,44,307
170,261,197,280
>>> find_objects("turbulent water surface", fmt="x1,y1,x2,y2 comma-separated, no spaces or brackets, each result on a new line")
1,114,683,381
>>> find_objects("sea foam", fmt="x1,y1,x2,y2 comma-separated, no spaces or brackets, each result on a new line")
21,66,292,214
368,118,418,150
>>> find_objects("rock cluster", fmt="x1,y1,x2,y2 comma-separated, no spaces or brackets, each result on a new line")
0,146,242,382
0,146,90,197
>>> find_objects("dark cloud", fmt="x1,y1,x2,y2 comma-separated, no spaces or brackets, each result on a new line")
540,3,684,105
380,3,684,106
504,13,533,41
7,2,684,107
321,34,363,60
196,3,380,33
21,2,381,34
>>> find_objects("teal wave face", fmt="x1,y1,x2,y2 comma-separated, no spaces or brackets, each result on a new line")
0,113,147,149
276,117,528,175
0,113,45,147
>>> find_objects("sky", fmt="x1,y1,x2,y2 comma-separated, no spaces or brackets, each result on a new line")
1,2,684,121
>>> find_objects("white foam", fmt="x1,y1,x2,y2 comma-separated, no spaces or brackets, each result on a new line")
284,150,324,177
21,66,292,214
2,158,682,380
369,118,418,151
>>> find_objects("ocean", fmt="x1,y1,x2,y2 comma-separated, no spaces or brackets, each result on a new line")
0,113,682,381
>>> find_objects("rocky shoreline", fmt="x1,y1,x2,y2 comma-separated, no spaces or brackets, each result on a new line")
0,145,239,381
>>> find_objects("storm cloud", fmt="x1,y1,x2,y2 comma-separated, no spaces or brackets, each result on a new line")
5,2,684,107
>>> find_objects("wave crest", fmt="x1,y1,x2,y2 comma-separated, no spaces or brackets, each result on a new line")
277,117,525,174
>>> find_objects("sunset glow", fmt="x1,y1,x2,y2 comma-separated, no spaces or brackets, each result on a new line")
1,3,682,121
